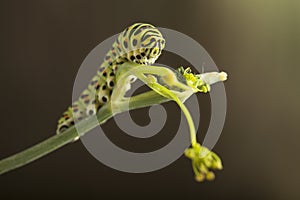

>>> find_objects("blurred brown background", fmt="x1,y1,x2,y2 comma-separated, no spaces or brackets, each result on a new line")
0,0,299,199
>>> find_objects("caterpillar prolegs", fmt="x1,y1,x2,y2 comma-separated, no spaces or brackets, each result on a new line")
57,23,166,134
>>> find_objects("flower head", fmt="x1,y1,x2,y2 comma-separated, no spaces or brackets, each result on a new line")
178,66,227,94
178,67,211,93
185,143,223,182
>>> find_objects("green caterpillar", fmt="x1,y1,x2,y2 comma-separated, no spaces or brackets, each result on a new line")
57,23,166,134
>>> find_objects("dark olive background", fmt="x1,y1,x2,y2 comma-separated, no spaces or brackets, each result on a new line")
1,0,299,199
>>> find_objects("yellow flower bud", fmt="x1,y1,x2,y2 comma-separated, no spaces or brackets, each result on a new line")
206,171,215,181
195,174,205,182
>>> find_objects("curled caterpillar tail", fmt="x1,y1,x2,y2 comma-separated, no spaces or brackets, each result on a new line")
56,106,75,134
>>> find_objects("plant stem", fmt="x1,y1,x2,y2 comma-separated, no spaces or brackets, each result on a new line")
143,81,197,147
0,90,182,175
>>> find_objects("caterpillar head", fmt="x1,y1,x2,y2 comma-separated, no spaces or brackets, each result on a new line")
119,23,165,65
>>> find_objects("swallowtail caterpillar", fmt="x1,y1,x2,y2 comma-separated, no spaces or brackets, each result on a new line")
57,23,166,135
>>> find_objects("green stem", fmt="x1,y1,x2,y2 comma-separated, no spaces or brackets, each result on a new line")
0,128,77,175
0,90,181,175
130,68,197,147
143,81,197,147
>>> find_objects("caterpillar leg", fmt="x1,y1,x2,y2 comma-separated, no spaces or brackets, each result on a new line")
104,66,116,90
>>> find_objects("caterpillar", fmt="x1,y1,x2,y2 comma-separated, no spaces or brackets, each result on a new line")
57,23,166,135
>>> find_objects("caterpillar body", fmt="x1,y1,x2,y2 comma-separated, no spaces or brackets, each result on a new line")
57,23,166,134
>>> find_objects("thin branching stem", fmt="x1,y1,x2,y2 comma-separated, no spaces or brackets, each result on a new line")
0,62,226,180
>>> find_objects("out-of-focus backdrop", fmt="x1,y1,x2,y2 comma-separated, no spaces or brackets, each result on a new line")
0,0,299,199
